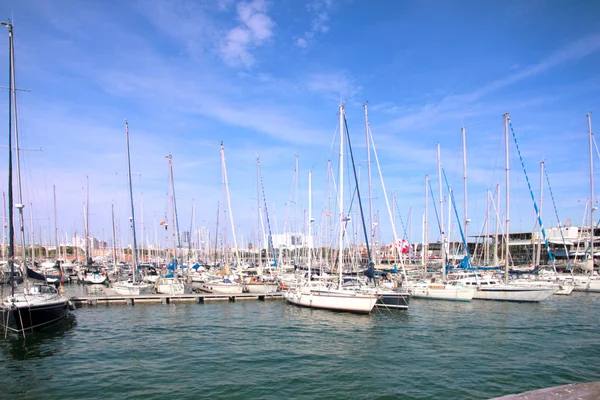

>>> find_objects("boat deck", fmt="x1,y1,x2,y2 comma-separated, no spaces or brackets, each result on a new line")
72,290,283,307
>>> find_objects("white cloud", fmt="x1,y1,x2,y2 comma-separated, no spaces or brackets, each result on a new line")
296,37,308,48
220,0,275,67
305,71,361,100
296,0,335,48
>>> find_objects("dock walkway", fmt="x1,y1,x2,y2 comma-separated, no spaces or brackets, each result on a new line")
72,289,283,307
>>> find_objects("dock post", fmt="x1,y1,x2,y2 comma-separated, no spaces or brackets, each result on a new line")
258,295,265,301
126,298,134,306
229,296,235,302
161,297,169,304
195,297,204,304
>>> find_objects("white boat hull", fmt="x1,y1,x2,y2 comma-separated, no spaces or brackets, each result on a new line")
199,282,244,294
245,283,279,294
112,281,153,295
155,278,185,295
283,288,378,313
81,272,107,285
410,285,475,302
474,285,555,302
573,279,600,293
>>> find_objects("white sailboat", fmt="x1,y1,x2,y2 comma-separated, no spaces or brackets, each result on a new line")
1,21,71,335
112,121,152,296
455,114,555,302
199,143,245,294
407,142,475,301
283,105,378,313
154,153,185,295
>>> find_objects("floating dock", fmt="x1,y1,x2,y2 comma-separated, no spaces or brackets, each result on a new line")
71,291,283,307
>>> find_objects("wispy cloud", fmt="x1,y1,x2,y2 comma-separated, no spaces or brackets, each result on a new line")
220,0,275,67
382,33,600,134
295,0,335,48
304,71,361,100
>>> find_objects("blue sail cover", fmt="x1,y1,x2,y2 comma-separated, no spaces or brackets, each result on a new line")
27,267,47,282
167,259,178,271
363,262,375,279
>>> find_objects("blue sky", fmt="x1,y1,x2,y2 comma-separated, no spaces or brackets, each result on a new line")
0,0,599,251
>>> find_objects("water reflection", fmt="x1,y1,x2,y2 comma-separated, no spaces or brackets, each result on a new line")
1,314,76,361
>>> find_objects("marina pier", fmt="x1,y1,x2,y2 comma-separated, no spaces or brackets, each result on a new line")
71,290,283,307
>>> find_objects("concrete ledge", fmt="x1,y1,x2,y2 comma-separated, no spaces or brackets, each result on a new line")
492,382,600,400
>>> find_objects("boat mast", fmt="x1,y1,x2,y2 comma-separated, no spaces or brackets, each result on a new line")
6,21,28,284
363,104,374,257
29,203,34,262
308,170,313,282
367,115,408,279
494,183,500,267
4,21,15,295
166,153,181,263
221,143,241,269
125,121,138,282
462,126,469,253
437,142,445,280
111,203,117,266
536,161,544,267
84,176,90,264
504,113,510,283
53,185,59,261
588,113,594,270
423,174,429,267
338,105,345,289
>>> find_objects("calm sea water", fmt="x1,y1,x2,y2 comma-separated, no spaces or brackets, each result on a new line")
1,285,599,400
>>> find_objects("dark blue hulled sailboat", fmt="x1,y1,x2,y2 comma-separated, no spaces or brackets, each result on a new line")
0,22,71,336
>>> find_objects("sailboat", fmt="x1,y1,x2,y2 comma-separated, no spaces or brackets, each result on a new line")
199,143,244,294
154,153,185,295
1,21,71,335
283,105,379,313
450,114,555,302
79,177,107,285
112,121,152,296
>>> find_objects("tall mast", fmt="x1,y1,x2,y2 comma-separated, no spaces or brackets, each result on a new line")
256,159,262,266
308,170,313,281
9,23,27,279
84,176,90,264
437,142,445,279
4,21,27,284
166,153,181,261
494,183,500,266
125,121,138,282
364,103,374,249
588,113,594,269
462,126,469,252
2,191,6,262
338,105,345,289
53,185,59,260
4,21,15,295
504,113,510,283
485,189,490,266
536,161,544,267
221,143,241,268
29,203,34,261
140,193,144,263
111,203,117,266
368,113,408,279
424,174,429,267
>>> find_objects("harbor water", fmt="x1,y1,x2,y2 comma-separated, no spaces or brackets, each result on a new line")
1,285,599,399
